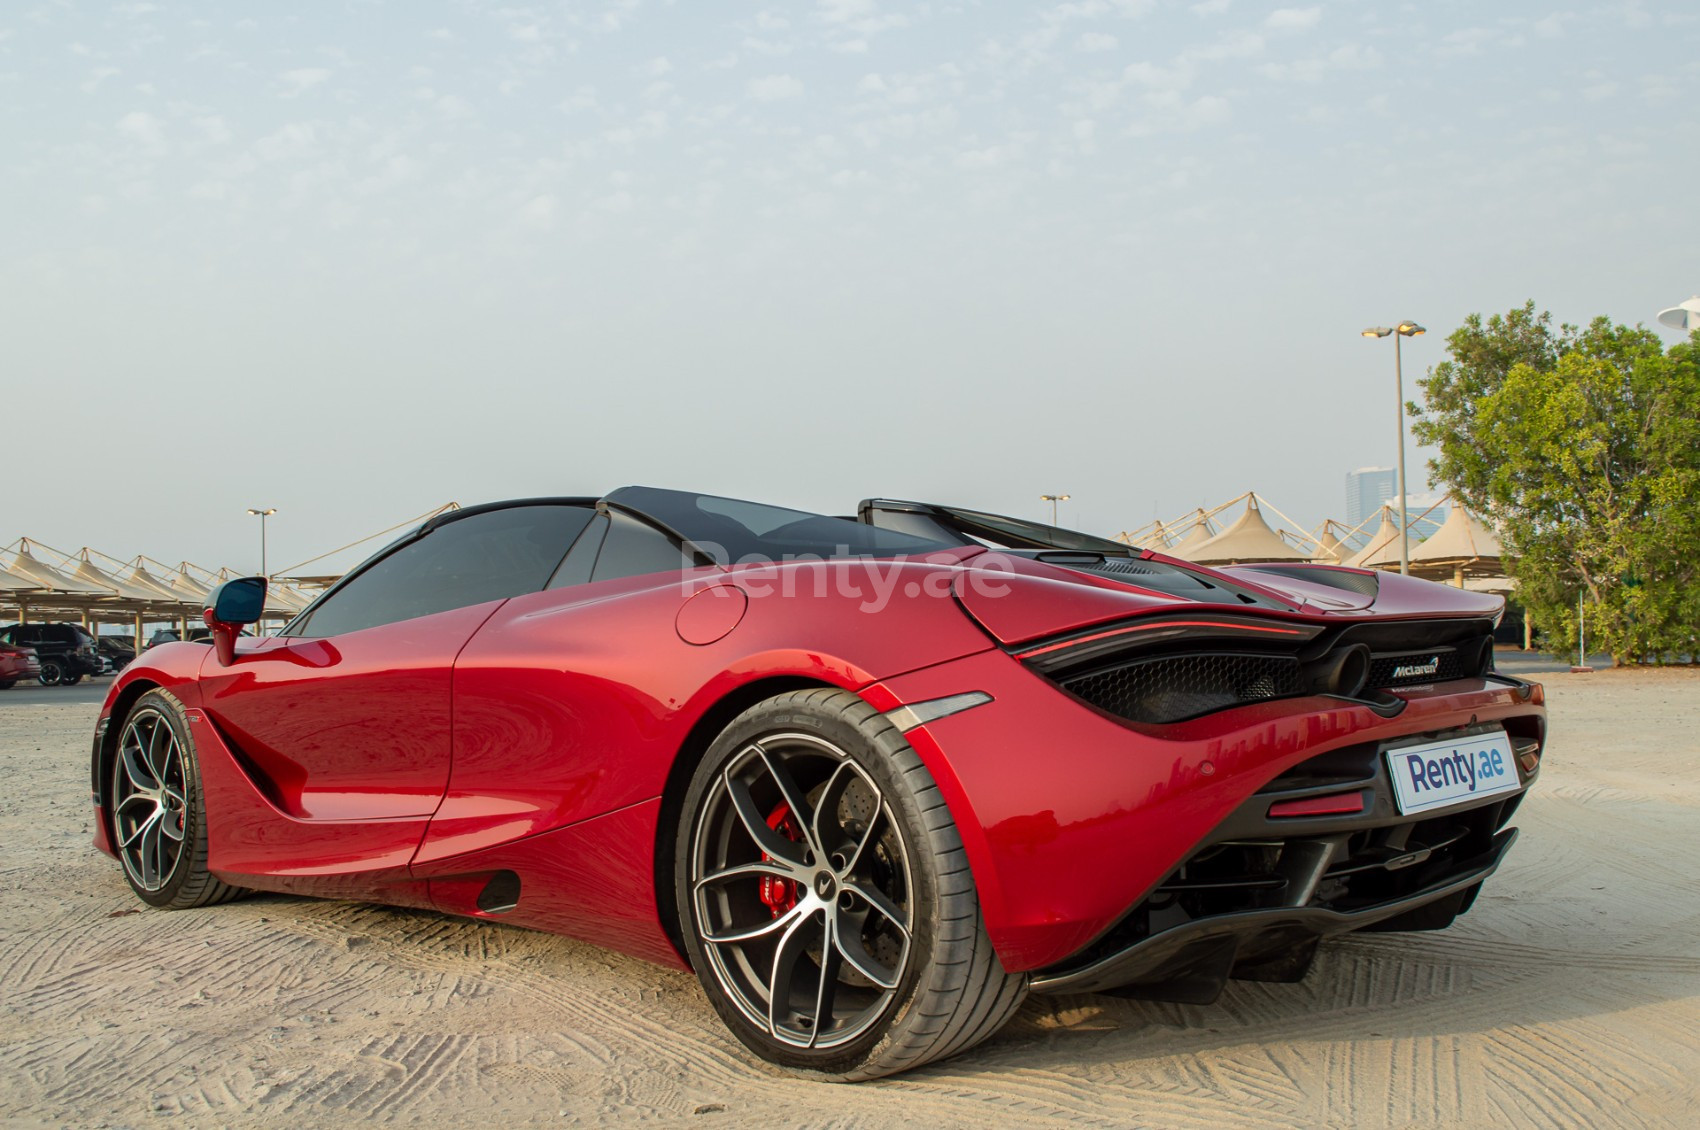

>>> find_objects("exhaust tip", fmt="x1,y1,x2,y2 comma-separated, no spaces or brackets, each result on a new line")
1313,643,1371,699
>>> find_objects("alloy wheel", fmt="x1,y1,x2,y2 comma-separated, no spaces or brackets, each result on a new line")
690,733,914,1050
112,707,189,891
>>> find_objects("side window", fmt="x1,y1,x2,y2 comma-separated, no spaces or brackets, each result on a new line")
591,510,692,583
546,514,609,590
292,505,593,637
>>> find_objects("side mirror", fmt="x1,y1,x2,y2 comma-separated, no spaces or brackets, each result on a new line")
202,577,267,666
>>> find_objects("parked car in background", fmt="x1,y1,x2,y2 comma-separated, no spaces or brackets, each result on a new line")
145,627,250,650
96,636,137,674
0,641,41,688
0,622,103,685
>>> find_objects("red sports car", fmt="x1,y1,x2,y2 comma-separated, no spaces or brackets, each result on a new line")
90,487,1545,1079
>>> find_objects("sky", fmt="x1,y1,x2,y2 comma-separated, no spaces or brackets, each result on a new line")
3,0,1697,577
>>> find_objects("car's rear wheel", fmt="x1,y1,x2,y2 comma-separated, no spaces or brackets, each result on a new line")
37,659,64,686
62,671,84,686
0,679,15,690
111,689,246,909
677,689,1027,1080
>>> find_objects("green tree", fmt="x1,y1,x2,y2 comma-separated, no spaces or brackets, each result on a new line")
1411,303,1700,664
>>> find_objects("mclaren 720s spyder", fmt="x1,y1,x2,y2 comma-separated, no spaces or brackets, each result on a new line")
91,486,1545,1079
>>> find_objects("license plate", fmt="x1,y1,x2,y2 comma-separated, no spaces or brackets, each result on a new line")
1386,730,1519,815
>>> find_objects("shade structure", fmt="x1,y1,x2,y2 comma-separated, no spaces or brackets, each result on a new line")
167,565,214,604
120,560,195,605
1345,507,1409,570
1310,520,1351,565
0,568,46,596
4,546,113,597
1166,510,1218,559
70,554,175,605
1137,521,1170,551
1187,497,1310,566
1409,506,1505,586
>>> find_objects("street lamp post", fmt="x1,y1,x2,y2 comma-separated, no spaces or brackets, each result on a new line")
1360,322,1425,575
246,507,277,577
1040,493,1071,526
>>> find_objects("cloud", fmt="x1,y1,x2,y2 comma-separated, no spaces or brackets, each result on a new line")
116,111,164,148
1265,7,1320,30
817,0,908,35
279,68,331,96
599,0,641,32
1078,32,1119,52
1259,42,1382,82
639,56,671,77
747,74,803,101
520,194,556,229
1191,0,1230,13
253,122,317,162
194,115,232,145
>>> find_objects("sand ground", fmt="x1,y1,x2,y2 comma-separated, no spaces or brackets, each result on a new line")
2,669,1697,1128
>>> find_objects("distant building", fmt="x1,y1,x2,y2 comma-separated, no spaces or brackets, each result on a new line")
1345,467,1396,528
1406,491,1449,541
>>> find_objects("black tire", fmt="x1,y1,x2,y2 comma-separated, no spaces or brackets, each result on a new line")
0,679,14,690
62,672,84,686
110,688,247,909
676,688,1027,1081
37,658,64,686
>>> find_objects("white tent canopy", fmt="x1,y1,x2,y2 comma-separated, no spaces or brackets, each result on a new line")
1167,510,1218,558
1345,507,1406,570
1410,506,1503,566
1187,497,1310,565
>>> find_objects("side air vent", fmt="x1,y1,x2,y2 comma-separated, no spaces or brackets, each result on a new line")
476,870,521,914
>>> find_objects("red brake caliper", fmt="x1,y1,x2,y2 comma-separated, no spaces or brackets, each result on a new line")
759,803,803,918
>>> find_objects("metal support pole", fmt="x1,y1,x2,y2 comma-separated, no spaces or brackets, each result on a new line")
1395,331,1410,576
1578,590,1586,667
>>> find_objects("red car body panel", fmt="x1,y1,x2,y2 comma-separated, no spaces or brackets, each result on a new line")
955,553,1505,645
91,502,1544,990
193,602,501,822
864,648,1543,970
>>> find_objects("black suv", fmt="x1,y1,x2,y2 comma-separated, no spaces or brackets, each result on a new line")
0,623,103,685
96,636,137,673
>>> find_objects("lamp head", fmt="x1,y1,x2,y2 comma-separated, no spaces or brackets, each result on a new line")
1362,327,1393,338
1396,321,1425,336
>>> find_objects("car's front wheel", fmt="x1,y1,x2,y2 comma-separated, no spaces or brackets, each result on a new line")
37,659,64,686
676,689,1027,1080
110,689,246,909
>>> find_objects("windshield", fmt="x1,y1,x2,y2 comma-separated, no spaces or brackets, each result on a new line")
606,486,958,563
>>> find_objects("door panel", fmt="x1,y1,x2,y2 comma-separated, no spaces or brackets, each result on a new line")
417,570,716,863
198,602,498,820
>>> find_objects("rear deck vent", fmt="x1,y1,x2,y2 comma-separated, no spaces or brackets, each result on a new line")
1063,653,1302,725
